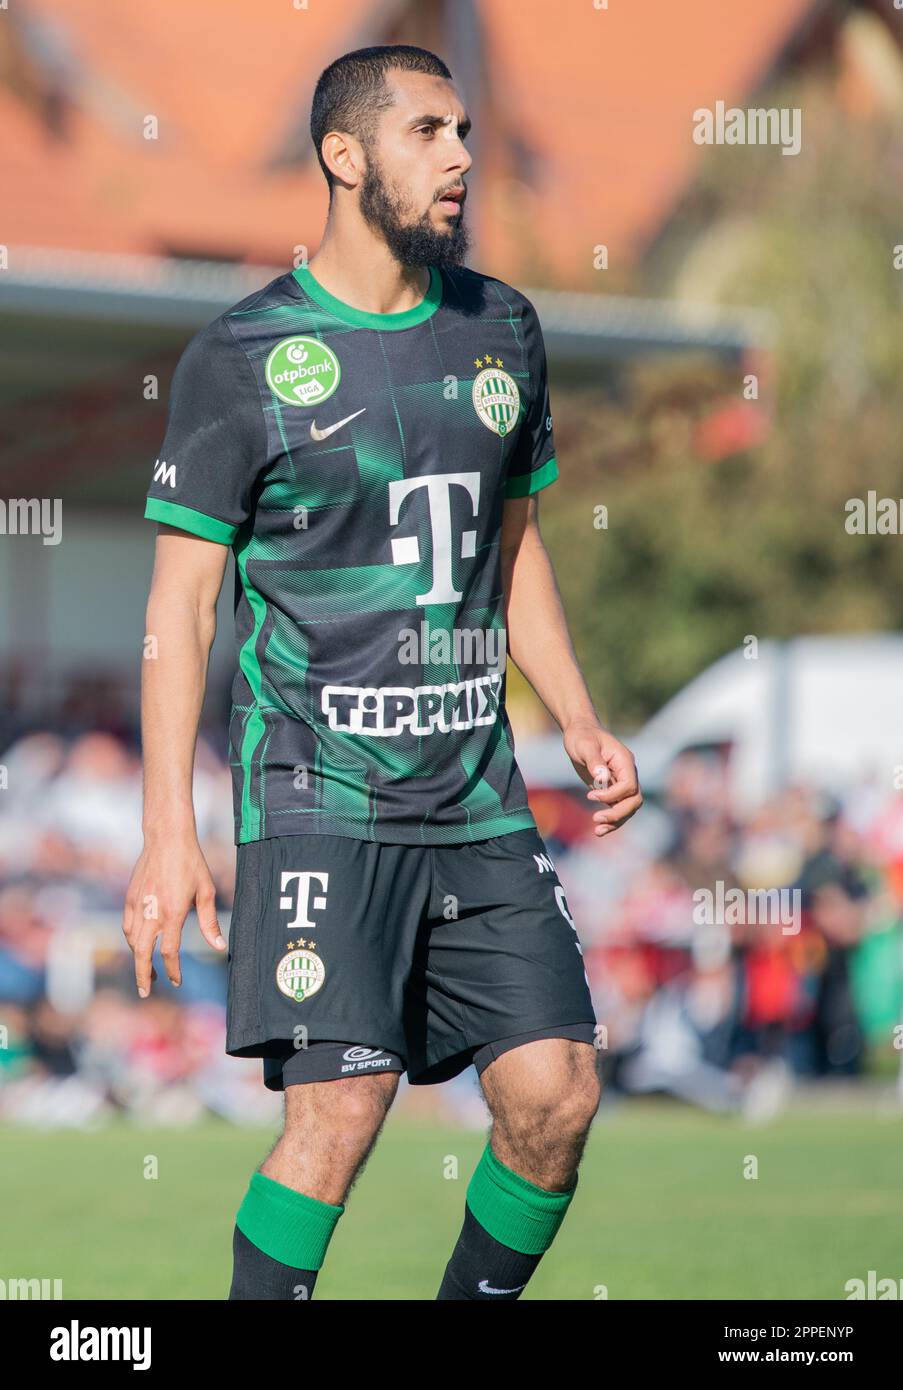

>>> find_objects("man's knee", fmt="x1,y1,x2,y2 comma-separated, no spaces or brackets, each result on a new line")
560,1066,602,1136
528,1064,600,1141
483,1039,601,1142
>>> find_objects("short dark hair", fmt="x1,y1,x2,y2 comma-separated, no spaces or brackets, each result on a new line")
310,45,452,191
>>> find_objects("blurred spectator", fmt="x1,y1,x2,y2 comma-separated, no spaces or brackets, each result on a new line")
0,682,901,1127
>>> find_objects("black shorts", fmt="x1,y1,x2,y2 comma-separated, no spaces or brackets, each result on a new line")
225,827,597,1090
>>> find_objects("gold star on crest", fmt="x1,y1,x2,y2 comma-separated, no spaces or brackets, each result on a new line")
495,357,503,367
473,358,482,369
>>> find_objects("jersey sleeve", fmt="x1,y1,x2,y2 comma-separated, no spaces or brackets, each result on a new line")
144,315,267,544
504,295,558,499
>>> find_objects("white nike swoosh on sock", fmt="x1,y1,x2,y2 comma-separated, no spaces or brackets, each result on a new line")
477,1278,527,1295
310,408,366,442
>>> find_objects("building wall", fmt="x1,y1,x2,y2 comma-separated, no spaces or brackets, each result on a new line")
0,514,236,721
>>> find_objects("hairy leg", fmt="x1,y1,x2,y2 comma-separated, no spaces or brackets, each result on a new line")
479,1037,601,1187
436,1038,601,1299
261,1071,400,1205
230,1071,400,1298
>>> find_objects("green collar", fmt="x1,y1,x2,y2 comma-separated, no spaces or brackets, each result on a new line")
291,263,443,330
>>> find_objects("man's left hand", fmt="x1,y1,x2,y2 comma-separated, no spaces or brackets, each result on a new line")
563,718,643,837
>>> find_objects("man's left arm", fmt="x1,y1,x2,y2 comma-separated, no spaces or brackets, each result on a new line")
500,493,643,836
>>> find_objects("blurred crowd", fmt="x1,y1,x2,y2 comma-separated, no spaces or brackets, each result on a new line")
1,708,902,1128
533,749,903,1121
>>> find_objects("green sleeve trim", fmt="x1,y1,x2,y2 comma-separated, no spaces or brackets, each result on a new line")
144,497,238,544
236,1172,344,1271
466,1142,577,1255
504,455,558,498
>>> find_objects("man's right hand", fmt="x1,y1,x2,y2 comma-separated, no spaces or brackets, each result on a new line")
122,834,227,997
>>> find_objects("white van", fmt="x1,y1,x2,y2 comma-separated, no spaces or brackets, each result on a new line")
516,634,903,815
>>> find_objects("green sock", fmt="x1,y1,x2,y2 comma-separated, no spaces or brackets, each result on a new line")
437,1145,578,1299
466,1143,577,1255
235,1172,344,1270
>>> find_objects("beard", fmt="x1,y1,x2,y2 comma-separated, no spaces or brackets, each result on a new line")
359,153,471,269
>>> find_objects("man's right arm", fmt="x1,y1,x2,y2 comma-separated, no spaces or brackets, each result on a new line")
123,524,230,996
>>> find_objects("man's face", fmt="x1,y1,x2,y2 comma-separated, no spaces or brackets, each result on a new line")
358,69,473,268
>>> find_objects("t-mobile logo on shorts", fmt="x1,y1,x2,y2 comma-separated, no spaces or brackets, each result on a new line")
279,871,329,931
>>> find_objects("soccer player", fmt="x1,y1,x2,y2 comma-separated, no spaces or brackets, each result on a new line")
125,44,642,1300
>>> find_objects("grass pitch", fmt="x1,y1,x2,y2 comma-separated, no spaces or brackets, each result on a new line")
4,1098,902,1300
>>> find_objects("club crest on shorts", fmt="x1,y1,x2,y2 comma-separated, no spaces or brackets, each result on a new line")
276,947,326,1002
471,357,520,437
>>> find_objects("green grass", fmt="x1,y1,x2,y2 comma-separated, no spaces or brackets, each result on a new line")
3,1100,902,1300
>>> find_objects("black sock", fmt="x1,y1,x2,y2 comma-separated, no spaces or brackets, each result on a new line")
228,1224,319,1300
437,1206,543,1300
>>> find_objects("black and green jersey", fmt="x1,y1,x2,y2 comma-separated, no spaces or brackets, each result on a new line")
144,262,559,846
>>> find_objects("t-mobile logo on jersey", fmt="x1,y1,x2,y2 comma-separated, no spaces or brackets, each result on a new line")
279,871,329,931
388,473,480,604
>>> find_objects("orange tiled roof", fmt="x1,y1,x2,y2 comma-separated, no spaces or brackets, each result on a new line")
479,0,821,282
0,0,820,287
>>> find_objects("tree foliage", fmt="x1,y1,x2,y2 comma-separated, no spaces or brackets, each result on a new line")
536,78,903,730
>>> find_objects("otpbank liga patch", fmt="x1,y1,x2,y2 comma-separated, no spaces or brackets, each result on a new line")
265,336,341,408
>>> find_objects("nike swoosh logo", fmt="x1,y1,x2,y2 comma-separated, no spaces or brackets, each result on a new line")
310,408,366,442
477,1279,526,1296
